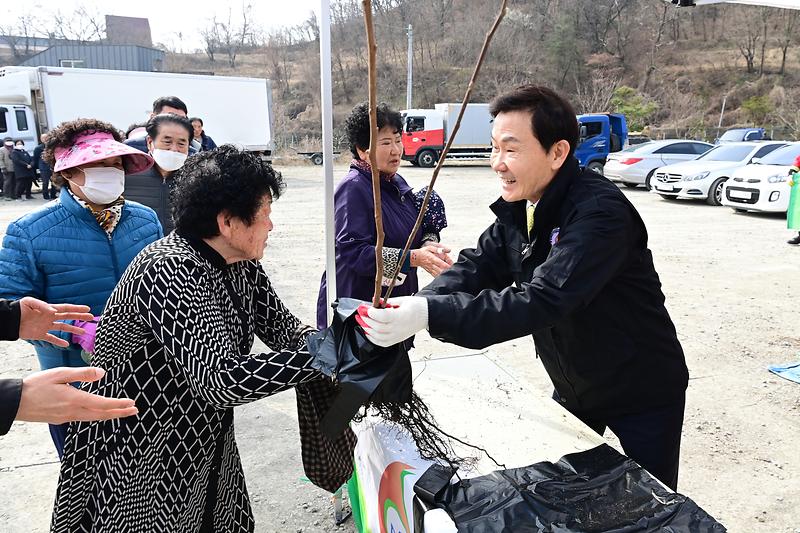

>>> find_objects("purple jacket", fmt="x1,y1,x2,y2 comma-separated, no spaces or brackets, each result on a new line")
316,165,423,328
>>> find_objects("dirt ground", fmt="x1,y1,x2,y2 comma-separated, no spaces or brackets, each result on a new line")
0,162,798,532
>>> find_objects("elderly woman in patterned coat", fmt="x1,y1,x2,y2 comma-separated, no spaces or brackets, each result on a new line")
51,146,345,532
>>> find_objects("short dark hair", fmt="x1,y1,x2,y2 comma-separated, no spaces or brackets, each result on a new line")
125,122,147,138
345,102,403,159
152,96,188,115
189,117,203,126
146,113,193,141
489,85,579,157
171,145,285,239
43,118,123,187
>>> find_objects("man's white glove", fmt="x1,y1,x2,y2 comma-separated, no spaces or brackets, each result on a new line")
356,296,429,347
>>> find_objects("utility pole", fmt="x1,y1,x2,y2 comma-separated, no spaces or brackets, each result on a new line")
717,94,727,128
406,24,413,110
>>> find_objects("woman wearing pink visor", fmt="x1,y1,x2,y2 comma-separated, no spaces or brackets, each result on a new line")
0,118,163,458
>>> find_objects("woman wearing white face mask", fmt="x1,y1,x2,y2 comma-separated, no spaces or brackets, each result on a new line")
0,118,163,458
124,113,192,234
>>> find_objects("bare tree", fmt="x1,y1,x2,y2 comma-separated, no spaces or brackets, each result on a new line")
776,9,799,75
757,7,770,77
51,7,105,42
639,2,675,93
204,3,257,69
200,19,221,63
734,6,760,74
573,71,620,114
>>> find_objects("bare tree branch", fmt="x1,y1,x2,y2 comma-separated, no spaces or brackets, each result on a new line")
361,0,386,307
384,0,509,301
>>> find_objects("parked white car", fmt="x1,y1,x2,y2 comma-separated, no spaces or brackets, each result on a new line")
720,142,800,213
604,140,713,189
651,141,787,205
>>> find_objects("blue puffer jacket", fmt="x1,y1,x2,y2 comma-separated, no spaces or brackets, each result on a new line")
0,190,163,370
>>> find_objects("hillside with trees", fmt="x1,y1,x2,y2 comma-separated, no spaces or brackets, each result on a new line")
3,1,800,151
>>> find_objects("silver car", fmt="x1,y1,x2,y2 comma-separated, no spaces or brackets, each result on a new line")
603,140,713,189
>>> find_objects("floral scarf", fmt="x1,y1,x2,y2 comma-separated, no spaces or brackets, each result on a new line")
68,189,125,237
350,158,396,182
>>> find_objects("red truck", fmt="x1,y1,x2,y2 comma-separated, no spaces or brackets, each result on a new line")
401,103,493,167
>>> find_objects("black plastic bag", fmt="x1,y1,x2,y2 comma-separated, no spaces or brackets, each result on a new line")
307,298,412,440
414,444,726,532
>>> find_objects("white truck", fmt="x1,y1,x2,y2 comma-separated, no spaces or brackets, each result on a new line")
0,66,274,155
401,103,493,167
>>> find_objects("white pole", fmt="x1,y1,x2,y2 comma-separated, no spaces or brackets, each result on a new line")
717,94,727,129
406,24,413,110
320,0,337,325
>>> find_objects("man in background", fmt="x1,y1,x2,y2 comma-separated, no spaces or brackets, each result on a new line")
32,134,54,200
190,117,217,152
125,96,191,153
1,137,15,201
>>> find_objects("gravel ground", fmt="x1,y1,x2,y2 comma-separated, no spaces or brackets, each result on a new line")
0,162,798,532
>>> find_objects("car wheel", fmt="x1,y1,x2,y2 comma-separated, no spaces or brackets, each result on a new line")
623,182,639,188
658,194,678,201
587,161,604,175
416,149,437,168
706,177,726,206
311,154,323,165
645,170,655,191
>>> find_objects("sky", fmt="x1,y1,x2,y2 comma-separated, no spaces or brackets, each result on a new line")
5,0,322,51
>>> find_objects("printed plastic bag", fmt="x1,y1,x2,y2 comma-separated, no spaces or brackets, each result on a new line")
349,421,434,533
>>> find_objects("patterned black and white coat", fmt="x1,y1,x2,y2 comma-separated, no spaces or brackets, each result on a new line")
51,232,321,532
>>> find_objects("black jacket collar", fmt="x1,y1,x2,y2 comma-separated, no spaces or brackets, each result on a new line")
177,230,228,270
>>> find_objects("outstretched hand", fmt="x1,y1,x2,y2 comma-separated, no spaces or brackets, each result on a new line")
16,367,138,424
17,297,94,348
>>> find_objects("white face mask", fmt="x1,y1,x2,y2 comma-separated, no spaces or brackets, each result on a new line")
4,141,13,147
69,166,125,205
152,149,187,172
14,144,24,150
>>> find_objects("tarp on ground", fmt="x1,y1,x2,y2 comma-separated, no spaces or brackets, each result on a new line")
415,443,727,532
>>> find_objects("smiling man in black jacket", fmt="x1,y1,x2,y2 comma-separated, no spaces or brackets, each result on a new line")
360,84,689,491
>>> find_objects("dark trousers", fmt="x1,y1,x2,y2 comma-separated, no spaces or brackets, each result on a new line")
49,422,67,459
3,171,15,198
15,175,32,199
41,172,52,199
567,395,686,491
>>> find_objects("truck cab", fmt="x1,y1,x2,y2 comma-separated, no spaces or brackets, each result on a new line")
401,108,445,167
0,105,38,151
575,113,628,174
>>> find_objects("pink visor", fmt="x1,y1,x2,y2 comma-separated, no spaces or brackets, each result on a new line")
53,131,153,174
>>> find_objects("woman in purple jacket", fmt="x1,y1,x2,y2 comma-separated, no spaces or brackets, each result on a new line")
316,102,452,328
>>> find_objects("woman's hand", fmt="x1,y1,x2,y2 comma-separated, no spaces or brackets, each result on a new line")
411,243,453,277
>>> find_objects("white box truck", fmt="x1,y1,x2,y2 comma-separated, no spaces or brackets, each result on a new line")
0,66,273,155
401,103,493,167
